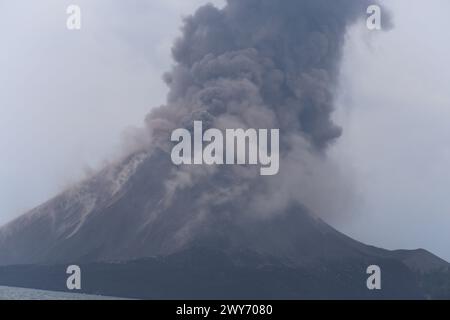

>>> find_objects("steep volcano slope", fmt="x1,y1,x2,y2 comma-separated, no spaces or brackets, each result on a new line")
0,148,448,299
0,149,447,274
0,149,360,265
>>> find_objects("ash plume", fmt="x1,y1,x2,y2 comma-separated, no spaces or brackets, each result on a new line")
140,0,381,220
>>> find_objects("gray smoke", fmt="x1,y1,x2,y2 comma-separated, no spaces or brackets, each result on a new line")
136,0,383,220
153,0,355,147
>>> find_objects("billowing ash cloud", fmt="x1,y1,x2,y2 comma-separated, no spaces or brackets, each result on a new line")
139,0,382,219
153,0,358,147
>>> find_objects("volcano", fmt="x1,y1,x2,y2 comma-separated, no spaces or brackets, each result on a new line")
0,149,448,299
0,0,449,299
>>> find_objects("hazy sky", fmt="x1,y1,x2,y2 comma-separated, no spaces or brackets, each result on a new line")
1,1,450,260
333,0,450,260
0,0,224,221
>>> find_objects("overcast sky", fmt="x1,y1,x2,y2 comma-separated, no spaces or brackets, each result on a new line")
1,0,450,260
333,0,450,260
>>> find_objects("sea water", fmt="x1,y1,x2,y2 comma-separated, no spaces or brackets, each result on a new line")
0,286,124,300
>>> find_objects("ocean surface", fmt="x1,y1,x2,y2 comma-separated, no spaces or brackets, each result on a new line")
0,286,124,300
